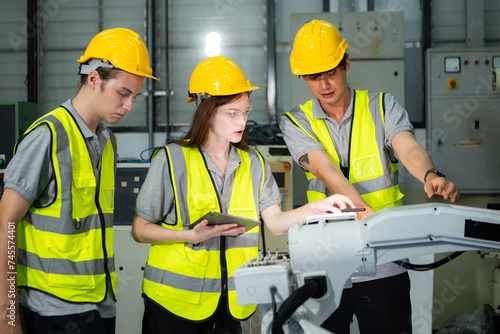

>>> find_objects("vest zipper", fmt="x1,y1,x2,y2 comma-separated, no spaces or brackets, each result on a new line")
220,236,228,297
199,147,229,303
95,169,115,302
341,90,356,179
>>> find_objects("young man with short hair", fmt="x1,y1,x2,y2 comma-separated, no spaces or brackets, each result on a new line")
0,28,158,334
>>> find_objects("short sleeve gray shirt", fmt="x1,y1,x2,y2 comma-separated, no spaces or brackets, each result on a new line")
280,86,414,167
135,145,280,225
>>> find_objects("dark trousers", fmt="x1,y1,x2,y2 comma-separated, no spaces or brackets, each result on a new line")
22,306,115,334
321,272,412,334
141,297,241,334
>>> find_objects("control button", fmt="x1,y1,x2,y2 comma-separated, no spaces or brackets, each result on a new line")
447,78,458,89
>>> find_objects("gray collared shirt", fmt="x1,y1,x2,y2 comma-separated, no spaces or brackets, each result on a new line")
135,145,280,226
280,86,413,168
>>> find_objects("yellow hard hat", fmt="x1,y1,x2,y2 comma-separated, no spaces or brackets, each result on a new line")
290,20,349,76
187,56,259,103
77,28,159,80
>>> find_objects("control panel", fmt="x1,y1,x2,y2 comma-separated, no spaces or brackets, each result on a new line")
234,251,292,306
426,48,500,193
114,163,150,225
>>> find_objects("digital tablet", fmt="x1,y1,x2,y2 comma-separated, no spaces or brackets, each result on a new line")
188,211,261,231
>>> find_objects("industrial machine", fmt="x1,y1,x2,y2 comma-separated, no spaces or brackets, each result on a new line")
114,163,151,334
234,203,500,333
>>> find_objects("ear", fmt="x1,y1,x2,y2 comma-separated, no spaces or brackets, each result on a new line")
345,54,350,72
87,70,100,88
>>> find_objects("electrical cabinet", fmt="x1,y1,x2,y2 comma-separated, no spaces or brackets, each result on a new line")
255,145,294,254
0,101,38,197
426,48,500,193
114,226,149,334
114,163,150,334
114,163,150,225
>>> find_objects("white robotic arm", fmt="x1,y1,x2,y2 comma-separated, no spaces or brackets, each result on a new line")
234,203,500,334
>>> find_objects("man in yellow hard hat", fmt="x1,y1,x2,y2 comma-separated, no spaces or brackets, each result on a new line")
0,28,157,334
280,20,460,333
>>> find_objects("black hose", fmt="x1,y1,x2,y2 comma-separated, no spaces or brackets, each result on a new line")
271,280,320,334
394,251,465,271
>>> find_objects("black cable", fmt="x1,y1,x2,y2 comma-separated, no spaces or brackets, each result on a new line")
393,251,465,271
260,220,267,256
272,280,320,334
270,286,278,330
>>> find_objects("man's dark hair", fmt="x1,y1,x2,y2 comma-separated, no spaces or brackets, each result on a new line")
79,67,122,90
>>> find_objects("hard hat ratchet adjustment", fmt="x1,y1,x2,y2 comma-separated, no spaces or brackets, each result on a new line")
187,92,212,105
78,58,115,75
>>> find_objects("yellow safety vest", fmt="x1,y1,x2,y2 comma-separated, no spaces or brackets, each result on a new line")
285,90,403,211
15,107,118,303
142,144,265,321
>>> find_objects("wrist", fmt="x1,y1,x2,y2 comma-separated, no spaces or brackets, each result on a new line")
424,168,445,183
184,229,199,244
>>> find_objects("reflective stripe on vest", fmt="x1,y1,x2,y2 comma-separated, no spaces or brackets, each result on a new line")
15,107,117,303
143,145,264,321
285,91,403,210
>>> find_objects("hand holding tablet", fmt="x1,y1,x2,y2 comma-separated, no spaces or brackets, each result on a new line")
189,211,261,232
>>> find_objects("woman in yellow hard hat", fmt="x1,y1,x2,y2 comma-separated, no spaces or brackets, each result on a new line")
0,28,157,334
132,56,355,333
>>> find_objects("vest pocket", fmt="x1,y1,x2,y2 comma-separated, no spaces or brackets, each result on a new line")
72,171,97,217
102,187,115,211
190,194,217,221
73,171,96,188
45,236,96,289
